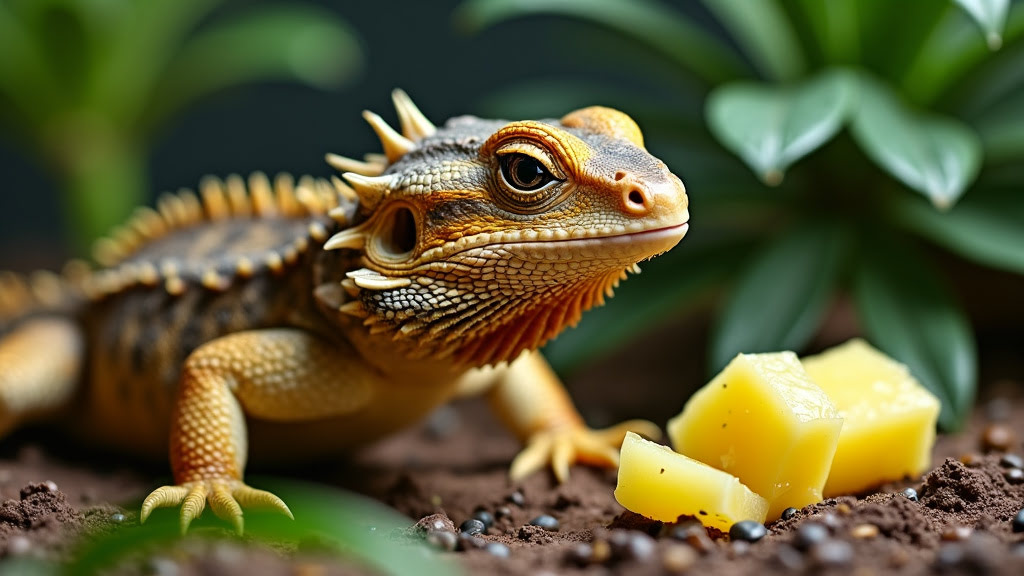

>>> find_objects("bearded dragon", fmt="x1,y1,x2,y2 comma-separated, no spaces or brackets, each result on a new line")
0,91,689,533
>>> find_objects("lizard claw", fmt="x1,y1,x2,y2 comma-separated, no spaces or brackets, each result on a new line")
141,479,293,534
509,419,661,483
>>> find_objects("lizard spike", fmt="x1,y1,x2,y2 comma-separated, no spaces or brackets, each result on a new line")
29,270,63,307
131,207,167,239
265,253,285,275
340,278,360,297
362,110,415,162
225,174,251,216
339,300,367,317
248,172,276,216
157,193,188,227
164,276,186,296
135,262,160,287
331,175,358,203
325,153,385,177
92,238,124,268
295,186,326,215
629,263,642,275
391,89,436,141
282,246,299,265
308,222,329,242
273,173,302,216
178,188,203,224
200,177,231,220
235,257,255,278
323,228,366,251
346,268,412,291
201,269,231,292
342,172,392,210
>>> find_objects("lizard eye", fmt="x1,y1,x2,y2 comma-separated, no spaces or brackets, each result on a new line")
500,153,556,192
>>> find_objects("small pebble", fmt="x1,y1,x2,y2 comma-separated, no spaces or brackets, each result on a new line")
484,542,510,558
941,525,972,542
793,523,830,551
981,423,1016,453
729,520,767,543
1006,468,1024,484
529,514,559,532
811,539,853,566
608,530,656,561
1013,509,1024,533
684,530,715,554
42,480,58,492
819,512,842,530
835,503,852,516
507,491,525,507
662,544,698,573
425,529,457,552
6,535,32,556
415,514,455,534
665,517,706,540
730,540,751,557
459,519,486,535
850,524,879,539
960,453,984,467
776,544,805,571
568,543,595,566
780,507,799,521
472,510,495,530
495,506,512,520
145,557,180,576
591,539,611,563
456,533,486,551
1000,453,1024,469
901,487,919,502
936,543,965,566
110,512,126,524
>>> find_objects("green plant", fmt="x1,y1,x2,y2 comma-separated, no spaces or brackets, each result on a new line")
457,0,1024,430
0,0,361,246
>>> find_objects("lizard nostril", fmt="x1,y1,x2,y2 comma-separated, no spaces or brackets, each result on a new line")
623,188,650,215
628,190,644,206
614,171,627,181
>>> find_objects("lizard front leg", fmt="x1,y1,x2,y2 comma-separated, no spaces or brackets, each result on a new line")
141,328,377,533
484,351,660,483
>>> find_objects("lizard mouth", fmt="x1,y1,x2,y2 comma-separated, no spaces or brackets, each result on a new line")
477,220,689,264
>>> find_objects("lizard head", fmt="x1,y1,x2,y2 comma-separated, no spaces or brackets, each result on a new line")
323,91,689,367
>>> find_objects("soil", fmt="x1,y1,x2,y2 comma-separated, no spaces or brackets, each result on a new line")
2,376,1024,576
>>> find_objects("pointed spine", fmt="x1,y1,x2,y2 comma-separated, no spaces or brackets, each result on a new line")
391,89,436,141
362,110,415,162
325,153,385,176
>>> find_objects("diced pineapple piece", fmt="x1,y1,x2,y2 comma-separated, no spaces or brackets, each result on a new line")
615,432,768,531
667,352,843,520
801,339,940,497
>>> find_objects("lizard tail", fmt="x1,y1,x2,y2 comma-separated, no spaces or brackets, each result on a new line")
0,261,89,337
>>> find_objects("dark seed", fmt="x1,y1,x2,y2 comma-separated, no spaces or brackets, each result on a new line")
1006,468,1024,484
456,533,486,551
1013,509,1024,533
729,520,767,543
608,530,656,561
568,543,594,566
981,423,1016,453
793,523,829,551
529,514,559,531
507,491,525,507
901,487,919,502
811,540,853,566
484,542,510,558
495,506,513,520
780,507,799,521
426,530,457,552
1000,453,1024,469
110,512,126,524
941,526,972,542
472,510,495,529
459,519,486,535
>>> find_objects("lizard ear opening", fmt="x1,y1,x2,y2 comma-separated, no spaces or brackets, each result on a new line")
375,204,417,260
561,106,645,149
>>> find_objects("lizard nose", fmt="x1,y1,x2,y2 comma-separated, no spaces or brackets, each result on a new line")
614,171,688,222
615,171,653,216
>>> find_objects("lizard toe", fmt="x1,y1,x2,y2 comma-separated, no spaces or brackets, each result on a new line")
140,479,291,534
510,420,659,484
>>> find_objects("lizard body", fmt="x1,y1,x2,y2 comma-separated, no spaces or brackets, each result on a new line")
0,92,689,533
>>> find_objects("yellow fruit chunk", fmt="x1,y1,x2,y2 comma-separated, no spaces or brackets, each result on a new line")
801,339,940,497
614,432,768,531
667,352,843,520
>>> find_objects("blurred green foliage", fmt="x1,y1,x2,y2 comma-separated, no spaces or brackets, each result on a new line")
0,0,361,247
458,0,1024,430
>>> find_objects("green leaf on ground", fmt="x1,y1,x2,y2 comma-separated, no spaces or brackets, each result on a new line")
852,236,976,431
709,222,849,373
706,69,854,185
850,75,982,209
891,188,1024,275
454,0,747,84
954,0,1010,49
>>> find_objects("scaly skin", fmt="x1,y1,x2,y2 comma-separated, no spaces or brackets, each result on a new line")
0,91,689,533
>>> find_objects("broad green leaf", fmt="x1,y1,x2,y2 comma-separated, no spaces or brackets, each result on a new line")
850,75,982,209
709,223,849,373
954,0,1010,49
852,236,976,431
454,0,748,84
70,479,457,576
144,5,361,130
891,188,1024,275
974,89,1024,160
701,0,805,81
706,69,854,185
546,234,750,374
905,1,1024,104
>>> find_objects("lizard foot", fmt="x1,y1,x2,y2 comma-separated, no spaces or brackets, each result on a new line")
140,479,293,534
509,419,661,483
